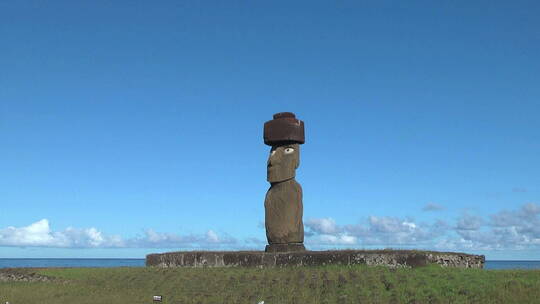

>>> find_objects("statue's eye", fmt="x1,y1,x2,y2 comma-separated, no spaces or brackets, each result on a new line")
270,150,276,156
284,147,294,154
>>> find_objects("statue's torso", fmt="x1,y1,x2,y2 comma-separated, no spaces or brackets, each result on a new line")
264,178,304,244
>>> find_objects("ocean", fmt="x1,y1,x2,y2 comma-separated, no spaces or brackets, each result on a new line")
0,259,539,270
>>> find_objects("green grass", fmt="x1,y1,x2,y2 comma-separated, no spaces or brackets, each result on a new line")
1,264,539,304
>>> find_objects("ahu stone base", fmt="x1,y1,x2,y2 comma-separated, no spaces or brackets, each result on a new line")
146,249,484,269
265,243,305,253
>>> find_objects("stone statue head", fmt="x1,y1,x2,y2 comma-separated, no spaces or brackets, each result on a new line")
263,112,304,183
267,143,300,183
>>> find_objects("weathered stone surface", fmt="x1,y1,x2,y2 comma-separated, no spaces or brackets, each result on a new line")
264,112,306,249
425,252,485,268
0,268,55,282
264,112,305,146
301,251,349,266
264,178,304,244
146,249,485,269
222,252,262,267
265,243,305,252
199,252,223,267
262,253,277,267
397,253,428,267
183,252,196,266
267,144,300,183
275,252,305,266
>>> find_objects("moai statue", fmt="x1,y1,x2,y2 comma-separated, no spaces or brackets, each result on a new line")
263,112,306,252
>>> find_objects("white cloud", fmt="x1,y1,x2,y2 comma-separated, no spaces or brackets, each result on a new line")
523,202,540,215
4,203,539,252
206,230,219,243
422,202,444,211
304,204,540,251
0,219,236,249
403,221,416,229
304,216,446,247
0,219,125,248
305,218,340,234
319,234,357,245
446,203,540,250
305,218,357,245
0,219,54,246
126,228,237,248
368,216,418,233
456,214,483,231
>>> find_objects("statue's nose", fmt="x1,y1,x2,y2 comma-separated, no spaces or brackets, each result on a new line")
268,153,280,166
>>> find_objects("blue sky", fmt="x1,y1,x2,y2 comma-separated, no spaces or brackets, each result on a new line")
1,1,539,260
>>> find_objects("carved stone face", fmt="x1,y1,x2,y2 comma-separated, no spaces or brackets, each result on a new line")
267,143,300,183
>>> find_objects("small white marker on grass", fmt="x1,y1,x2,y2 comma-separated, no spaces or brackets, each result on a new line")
153,295,163,302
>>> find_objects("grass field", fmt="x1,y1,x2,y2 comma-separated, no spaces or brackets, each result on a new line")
1,264,539,304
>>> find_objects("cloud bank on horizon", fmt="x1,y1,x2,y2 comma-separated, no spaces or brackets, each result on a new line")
1,203,538,252
306,202,540,251
0,219,236,249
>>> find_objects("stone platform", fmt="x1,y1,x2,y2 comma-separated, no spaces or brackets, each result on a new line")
146,249,484,269
265,243,305,252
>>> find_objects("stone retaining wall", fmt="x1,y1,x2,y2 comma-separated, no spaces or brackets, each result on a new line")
146,250,484,269
0,269,54,282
